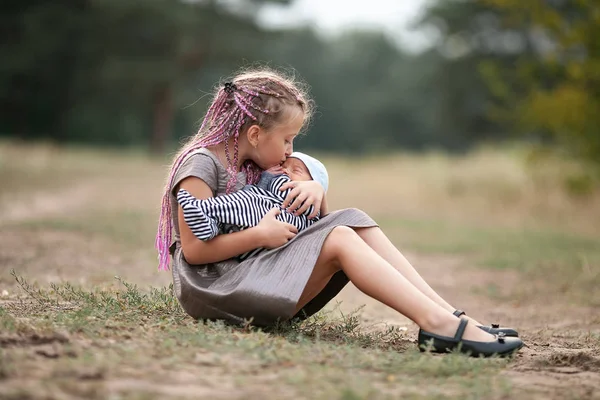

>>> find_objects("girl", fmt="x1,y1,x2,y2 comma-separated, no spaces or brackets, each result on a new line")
175,151,328,261
155,68,522,357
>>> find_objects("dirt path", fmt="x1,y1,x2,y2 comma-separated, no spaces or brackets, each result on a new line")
2,179,599,399
334,253,600,399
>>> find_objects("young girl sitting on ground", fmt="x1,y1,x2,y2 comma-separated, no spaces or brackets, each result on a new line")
176,152,329,261
155,68,522,357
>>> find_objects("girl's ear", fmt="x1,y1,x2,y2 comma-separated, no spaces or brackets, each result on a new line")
246,125,261,148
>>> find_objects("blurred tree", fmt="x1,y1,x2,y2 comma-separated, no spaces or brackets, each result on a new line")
417,0,533,147
260,29,445,153
0,1,89,141
0,0,290,153
9,0,573,155
479,0,600,167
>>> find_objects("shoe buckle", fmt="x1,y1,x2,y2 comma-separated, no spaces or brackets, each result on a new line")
496,332,506,343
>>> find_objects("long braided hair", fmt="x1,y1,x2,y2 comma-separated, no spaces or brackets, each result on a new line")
155,68,313,271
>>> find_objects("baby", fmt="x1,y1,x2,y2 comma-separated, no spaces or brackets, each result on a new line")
177,152,329,260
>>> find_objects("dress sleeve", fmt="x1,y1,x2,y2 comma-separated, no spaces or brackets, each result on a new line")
170,153,219,197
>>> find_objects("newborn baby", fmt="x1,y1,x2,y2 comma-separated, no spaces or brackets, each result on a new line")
177,152,329,260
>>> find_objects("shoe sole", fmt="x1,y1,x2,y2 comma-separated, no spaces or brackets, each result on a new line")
418,337,524,358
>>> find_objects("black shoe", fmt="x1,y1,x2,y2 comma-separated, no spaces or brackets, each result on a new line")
478,324,519,337
453,309,519,337
418,318,524,357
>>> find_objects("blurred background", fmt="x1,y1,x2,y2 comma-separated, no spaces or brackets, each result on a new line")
1,4,600,394
1,0,599,172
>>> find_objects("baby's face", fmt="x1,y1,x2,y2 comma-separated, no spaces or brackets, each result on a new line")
282,157,312,181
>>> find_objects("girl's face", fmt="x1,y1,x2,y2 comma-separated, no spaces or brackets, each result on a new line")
252,107,304,170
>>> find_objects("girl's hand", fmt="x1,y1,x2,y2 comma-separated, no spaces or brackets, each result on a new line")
279,180,324,219
256,208,298,249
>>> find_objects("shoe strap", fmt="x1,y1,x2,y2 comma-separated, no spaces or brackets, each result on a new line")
453,309,466,317
454,318,468,341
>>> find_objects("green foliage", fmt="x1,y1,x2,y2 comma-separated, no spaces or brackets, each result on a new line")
0,0,283,150
0,0,511,154
4,0,599,163
479,0,600,168
416,0,600,177
417,0,522,145
260,30,453,152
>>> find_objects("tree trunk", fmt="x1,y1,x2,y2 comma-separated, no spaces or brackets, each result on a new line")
53,0,89,143
150,84,173,154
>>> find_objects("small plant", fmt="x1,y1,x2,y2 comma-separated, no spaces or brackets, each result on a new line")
9,270,187,327
271,303,409,352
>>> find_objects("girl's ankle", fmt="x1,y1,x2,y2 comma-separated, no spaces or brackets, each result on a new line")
420,313,457,336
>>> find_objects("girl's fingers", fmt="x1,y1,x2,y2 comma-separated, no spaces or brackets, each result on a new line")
287,193,308,213
285,223,299,234
279,182,295,192
293,196,313,216
307,198,322,219
282,187,301,208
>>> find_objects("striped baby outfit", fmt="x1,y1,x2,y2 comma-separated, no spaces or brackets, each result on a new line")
177,174,318,260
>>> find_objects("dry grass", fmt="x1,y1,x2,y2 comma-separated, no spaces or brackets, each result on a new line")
0,140,599,399
323,146,600,237
2,141,599,235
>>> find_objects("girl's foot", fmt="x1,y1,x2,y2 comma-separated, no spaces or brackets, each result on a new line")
453,309,482,325
419,319,523,357
423,314,497,343
453,309,519,337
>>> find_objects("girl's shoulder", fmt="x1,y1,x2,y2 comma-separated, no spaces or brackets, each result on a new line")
171,149,222,195
182,148,222,169
173,148,247,196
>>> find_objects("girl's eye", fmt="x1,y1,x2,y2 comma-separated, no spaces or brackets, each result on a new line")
285,140,291,145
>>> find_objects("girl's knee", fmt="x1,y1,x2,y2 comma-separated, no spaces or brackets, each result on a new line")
323,226,359,256
329,225,358,243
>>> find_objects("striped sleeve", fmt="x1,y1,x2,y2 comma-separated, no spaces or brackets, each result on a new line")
177,189,220,240
177,187,280,242
268,175,292,202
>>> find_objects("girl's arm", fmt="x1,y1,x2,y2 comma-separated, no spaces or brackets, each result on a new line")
320,195,329,216
177,177,268,264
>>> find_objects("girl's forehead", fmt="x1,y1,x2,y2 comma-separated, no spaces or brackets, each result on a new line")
277,106,304,132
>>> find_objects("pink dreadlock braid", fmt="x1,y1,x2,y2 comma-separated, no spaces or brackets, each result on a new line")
155,74,306,271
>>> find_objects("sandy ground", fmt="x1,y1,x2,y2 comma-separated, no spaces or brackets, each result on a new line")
335,253,600,399
1,147,599,399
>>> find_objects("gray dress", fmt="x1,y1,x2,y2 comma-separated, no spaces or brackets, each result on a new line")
170,148,378,327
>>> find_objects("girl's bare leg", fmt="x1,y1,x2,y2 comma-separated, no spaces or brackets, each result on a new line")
354,227,483,326
296,226,494,342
